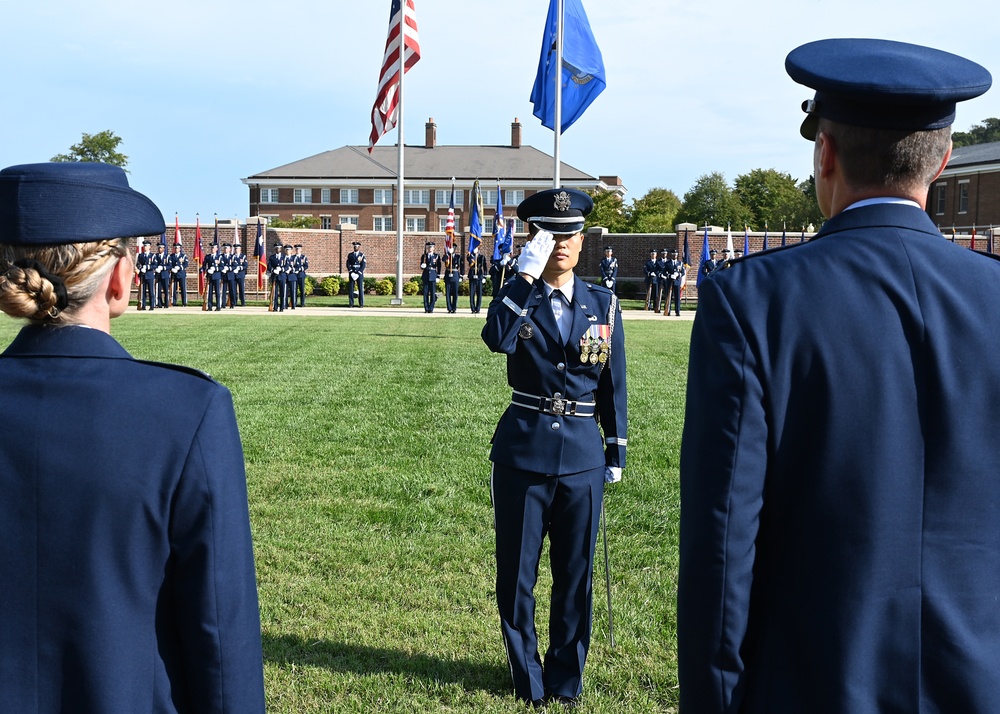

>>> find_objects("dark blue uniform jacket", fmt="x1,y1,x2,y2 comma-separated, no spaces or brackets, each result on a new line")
0,324,265,713
679,202,1000,713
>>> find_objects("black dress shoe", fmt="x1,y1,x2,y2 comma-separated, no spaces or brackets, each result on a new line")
545,694,579,708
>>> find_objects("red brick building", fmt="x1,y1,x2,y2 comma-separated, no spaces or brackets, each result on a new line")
930,141,1000,233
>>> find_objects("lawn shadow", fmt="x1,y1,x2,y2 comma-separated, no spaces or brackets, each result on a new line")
262,632,509,695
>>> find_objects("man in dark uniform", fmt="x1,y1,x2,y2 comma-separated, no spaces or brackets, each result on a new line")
419,241,440,313
483,188,627,707
233,243,247,306
599,245,618,294
443,249,464,313
154,242,169,307
219,243,235,309
679,39,997,713
508,243,521,277
468,245,488,313
643,249,658,310
267,242,285,311
490,252,509,298
701,248,719,278
661,248,684,316
202,243,222,311
168,242,189,306
135,241,155,310
346,241,366,308
283,244,297,310
294,244,308,306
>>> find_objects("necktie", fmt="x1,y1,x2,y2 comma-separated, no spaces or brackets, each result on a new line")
550,289,568,343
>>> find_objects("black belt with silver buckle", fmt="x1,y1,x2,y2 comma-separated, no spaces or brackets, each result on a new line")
510,390,596,417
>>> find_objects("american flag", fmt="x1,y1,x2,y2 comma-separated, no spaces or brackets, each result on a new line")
368,0,421,152
254,220,266,289
444,181,455,254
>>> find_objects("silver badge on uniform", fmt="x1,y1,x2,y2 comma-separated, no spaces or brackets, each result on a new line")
518,323,534,340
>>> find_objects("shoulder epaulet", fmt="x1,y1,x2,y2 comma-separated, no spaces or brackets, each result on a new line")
972,249,1000,263
586,281,613,296
134,359,217,383
718,241,808,270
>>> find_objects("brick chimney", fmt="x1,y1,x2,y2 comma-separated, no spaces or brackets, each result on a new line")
511,118,522,148
425,118,437,149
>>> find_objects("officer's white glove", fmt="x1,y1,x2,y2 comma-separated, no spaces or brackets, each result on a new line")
604,466,622,484
518,230,555,280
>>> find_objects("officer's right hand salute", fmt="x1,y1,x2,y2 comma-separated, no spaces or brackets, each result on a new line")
516,229,555,281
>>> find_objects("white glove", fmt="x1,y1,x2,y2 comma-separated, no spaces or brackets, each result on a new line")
518,230,555,280
604,466,622,484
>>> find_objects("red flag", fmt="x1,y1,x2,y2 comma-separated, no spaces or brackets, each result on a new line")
444,180,456,254
194,215,205,296
368,0,421,152
174,213,182,246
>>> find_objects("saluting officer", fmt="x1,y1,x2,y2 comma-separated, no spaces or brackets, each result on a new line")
233,243,247,306
443,249,464,313
168,242,189,306
346,241,366,308
483,188,627,707
267,242,285,311
135,241,156,310
468,245,488,313
294,244,308,306
599,245,618,294
419,241,440,313
643,248,659,311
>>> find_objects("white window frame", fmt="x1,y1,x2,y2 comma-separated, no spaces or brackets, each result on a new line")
320,216,332,230
435,189,464,208
405,216,426,232
505,189,525,205
373,188,393,205
482,189,498,207
958,180,970,214
373,216,393,231
340,188,360,204
339,215,359,227
934,183,946,216
321,189,332,204
403,189,430,207
260,188,279,203
293,188,313,204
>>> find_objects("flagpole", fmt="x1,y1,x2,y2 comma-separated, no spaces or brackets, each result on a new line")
553,0,564,188
392,22,406,305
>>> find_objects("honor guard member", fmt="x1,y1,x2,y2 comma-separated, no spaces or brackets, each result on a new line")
135,241,156,310
168,242,189,306
201,243,222,310
154,242,169,307
490,252,508,298
267,242,285,311
346,241,366,308
483,188,627,707
219,243,235,309
701,248,719,278
599,245,618,293
444,249,464,313
233,242,247,306
282,243,297,310
419,241,440,313
662,248,684,316
294,244,308,306
0,161,265,712
719,246,732,267
643,248,659,311
468,245,488,313
733,248,744,259
678,39,998,714
508,243,521,277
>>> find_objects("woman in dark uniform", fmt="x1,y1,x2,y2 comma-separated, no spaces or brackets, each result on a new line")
0,162,265,713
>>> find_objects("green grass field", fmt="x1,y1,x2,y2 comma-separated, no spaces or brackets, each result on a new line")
0,314,691,713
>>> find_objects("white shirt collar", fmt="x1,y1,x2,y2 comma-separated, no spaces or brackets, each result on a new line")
542,278,575,304
843,197,921,212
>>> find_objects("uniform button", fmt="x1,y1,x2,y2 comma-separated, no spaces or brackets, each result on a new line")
557,362,565,371
551,422,560,431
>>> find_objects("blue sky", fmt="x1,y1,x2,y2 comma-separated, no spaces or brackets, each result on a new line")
4,0,1000,223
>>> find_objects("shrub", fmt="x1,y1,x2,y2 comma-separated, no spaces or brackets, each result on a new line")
374,278,394,295
402,278,421,296
320,275,340,297
303,276,316,296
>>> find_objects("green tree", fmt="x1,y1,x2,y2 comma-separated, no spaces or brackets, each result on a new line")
628,187,681,233
51,130,128,168
268,216,319,229
734,168,817,231
585,189,629,232
675,172,752,229
952,117,1000,147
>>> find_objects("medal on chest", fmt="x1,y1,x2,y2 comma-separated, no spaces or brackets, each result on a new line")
579,324,610,364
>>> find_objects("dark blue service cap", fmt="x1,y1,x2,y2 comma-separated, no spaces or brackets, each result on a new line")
786,38,992,140
516,188,593,234
0,162,165,245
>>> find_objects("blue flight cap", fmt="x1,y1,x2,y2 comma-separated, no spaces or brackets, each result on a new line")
0,162,165,245
517,188,593,234
786,38,992,140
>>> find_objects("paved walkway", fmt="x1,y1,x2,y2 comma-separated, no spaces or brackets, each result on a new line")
130,304,696,321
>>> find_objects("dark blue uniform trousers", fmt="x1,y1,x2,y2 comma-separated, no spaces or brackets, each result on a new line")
491,463,604,702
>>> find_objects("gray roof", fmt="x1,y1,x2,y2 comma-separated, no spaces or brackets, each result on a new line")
947,140,1000,168
247,144,595,182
